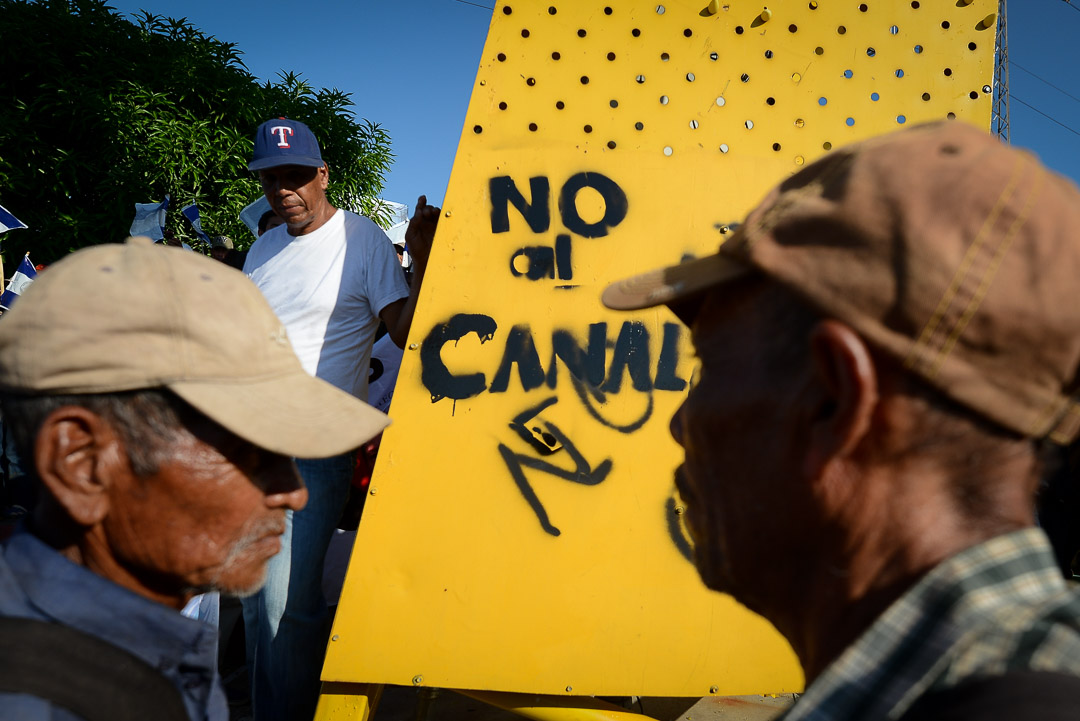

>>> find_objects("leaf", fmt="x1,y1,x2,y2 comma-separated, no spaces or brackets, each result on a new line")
0,0,392,263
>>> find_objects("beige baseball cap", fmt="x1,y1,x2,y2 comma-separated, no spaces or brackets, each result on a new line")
0,236,389,458
603,120,1080,444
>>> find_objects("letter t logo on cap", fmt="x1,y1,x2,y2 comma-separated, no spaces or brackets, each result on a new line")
270,126,294,148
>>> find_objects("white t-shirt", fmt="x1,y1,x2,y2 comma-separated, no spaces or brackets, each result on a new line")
244,209,409,402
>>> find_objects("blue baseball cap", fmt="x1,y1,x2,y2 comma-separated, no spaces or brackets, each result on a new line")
248,117,324,171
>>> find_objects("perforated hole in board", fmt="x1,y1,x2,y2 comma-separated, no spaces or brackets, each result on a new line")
467,1,998,162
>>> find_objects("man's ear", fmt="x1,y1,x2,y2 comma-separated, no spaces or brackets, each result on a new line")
34,407,123,527
319,163,330,189
804,320,879,474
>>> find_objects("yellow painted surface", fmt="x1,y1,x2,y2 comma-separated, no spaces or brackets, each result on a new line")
322,0,996,698
459,690,661,721
313,683,382,721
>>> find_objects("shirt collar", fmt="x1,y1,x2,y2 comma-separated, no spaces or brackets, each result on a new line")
4,528,218,676
782,528,1063,721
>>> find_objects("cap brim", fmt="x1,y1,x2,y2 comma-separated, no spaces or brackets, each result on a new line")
601,251,752,311
169,370,389,459
247,156,325,172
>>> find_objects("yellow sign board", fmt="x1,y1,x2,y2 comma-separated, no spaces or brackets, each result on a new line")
323,0,997,699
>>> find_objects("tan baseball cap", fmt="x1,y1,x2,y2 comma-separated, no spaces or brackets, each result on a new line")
0,236,389,458
603,120,1080,444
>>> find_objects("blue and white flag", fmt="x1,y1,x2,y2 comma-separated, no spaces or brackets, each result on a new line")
240,195,272,239
129,195,170,241
1,254,37,310
181,203,211,243
0,204,27,234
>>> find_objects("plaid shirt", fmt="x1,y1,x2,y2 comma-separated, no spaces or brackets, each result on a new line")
780,528,1080,721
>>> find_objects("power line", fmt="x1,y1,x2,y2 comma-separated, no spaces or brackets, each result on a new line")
451,0,494,9
1011,61,1080,106
1062,0,1080,13
1012,95,1080,138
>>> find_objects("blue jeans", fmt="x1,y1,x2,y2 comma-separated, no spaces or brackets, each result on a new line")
242,452,355,721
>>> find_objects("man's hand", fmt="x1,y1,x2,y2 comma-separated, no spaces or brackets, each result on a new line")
382,194,440,348
404,195,440,269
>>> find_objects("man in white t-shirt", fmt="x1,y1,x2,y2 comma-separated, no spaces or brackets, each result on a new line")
241,117,438,721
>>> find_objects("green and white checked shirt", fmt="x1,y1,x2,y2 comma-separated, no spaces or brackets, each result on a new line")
779,528,1080,721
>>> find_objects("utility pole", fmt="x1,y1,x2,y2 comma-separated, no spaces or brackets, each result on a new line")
993,0,1010,142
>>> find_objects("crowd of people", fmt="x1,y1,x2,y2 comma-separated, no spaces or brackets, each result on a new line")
0,117,436,720
1,116,1080,721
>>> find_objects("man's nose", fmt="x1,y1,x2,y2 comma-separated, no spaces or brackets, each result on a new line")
265,460,308,512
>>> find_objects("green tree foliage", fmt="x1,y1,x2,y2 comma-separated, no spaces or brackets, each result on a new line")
0,0,394,263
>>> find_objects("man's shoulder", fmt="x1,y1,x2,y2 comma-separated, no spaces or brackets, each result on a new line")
945,582,1080,679
244,226,282,262
0,540,115,721
341,210,389,238
0,614,190,721
249,223,291,250
788,532,1080,721
937,532,1080,680
243,223,304,277
339,212,400,278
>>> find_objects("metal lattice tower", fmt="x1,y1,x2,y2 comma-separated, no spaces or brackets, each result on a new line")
993,0,1010,142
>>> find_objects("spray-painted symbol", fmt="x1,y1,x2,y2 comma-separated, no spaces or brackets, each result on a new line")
498,397,613,536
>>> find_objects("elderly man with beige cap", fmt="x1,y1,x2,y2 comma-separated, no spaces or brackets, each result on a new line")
0,237,389,720
604,121,1080,720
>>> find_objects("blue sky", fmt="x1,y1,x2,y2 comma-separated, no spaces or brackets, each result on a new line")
105,0,1080,208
